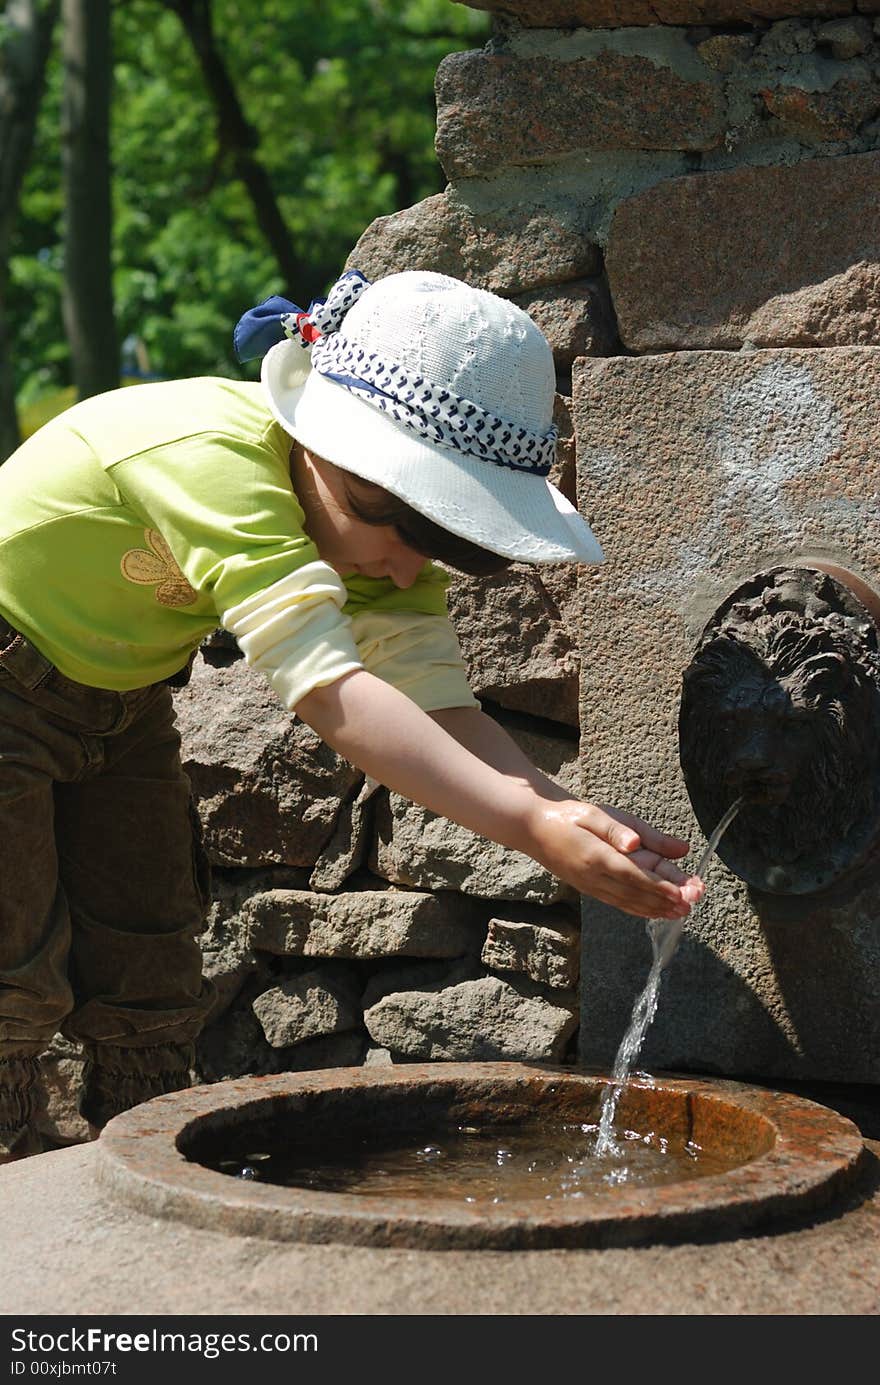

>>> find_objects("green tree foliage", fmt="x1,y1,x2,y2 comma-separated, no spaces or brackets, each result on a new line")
9,0,487,417
0,0,59,455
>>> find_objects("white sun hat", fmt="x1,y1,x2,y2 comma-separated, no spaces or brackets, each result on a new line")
235,269,604,565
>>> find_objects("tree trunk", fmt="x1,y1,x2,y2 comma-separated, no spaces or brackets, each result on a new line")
0,0,59,460
61,0,118,400
164,0,303,294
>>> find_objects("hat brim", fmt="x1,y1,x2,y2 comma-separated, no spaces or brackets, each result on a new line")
261,340,604,565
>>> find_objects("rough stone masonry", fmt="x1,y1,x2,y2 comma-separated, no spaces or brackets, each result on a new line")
361,0,880,1086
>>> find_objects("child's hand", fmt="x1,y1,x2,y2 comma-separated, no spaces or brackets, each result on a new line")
525,799,705,921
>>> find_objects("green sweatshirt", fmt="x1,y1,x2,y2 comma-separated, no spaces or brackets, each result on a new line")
0,377,475,711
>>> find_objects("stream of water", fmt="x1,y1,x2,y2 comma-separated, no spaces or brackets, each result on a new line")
593,797,743,1160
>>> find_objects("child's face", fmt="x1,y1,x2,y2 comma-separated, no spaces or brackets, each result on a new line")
292,446,428,589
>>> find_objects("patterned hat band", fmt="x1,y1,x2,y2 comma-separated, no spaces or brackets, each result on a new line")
235,270,556,477
308,333,556,476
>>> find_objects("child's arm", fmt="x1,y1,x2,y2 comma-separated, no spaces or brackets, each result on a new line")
296,671,702,921
431,704,702,907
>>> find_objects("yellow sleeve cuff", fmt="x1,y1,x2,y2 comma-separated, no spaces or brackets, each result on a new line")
222,562,364,710
350,609,478,713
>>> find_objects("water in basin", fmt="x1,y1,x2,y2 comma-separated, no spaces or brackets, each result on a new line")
204,1114,747,1201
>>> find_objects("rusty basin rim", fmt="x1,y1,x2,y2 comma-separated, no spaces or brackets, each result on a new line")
95,1063,867,1251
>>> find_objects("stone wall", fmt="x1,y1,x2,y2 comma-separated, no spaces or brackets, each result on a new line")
175,646,580,1090
421,1,880,1085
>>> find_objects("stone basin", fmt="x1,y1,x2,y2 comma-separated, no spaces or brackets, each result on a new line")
96,1062,866,1251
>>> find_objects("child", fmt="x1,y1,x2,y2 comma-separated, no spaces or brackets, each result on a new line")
0,269,702,1159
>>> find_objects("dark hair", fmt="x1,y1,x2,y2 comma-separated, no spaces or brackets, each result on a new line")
340,471,513,578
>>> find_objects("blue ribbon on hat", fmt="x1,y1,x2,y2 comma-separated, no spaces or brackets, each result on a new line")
233,295,298,363
233,270,371,363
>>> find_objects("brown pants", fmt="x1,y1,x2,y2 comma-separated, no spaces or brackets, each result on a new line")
0,617,215,1152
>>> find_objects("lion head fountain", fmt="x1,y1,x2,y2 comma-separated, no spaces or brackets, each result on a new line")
679,566,880,896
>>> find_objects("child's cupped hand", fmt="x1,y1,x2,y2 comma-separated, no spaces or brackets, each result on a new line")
526,799,705,921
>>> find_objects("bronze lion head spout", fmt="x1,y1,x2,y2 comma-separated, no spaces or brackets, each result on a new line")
679,567,880,896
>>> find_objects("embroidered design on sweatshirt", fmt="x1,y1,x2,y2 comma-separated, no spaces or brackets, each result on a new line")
120,528,197,607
